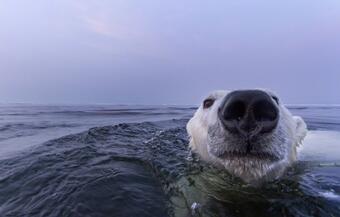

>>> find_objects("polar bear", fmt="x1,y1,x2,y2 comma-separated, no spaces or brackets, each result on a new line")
187,89,307,183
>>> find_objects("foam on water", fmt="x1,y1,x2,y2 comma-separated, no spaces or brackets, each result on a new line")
320,190,340,201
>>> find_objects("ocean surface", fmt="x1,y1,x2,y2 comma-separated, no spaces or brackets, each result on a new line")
0,104,339,217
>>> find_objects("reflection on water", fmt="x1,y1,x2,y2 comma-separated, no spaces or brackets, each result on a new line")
0,105,339,217
0,105,194,159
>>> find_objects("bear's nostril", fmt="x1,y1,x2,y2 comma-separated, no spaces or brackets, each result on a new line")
253,100,278,121
223,101,246,121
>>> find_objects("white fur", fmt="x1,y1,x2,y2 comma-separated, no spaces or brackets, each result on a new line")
187,90,307,183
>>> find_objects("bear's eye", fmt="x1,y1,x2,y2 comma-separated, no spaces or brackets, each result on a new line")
271,95,279,104
203,98,215,109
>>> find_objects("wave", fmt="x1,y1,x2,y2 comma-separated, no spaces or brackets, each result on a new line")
0,123,80,132
0,119,190,217
0,119,339,217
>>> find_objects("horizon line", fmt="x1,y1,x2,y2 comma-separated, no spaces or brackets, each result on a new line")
1,102,340,107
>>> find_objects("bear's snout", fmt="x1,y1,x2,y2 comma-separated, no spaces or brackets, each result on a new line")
218,90,279,138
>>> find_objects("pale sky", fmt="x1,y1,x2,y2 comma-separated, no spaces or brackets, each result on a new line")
0,0,339,105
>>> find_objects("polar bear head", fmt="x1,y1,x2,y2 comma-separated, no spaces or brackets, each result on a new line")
187,89,307,183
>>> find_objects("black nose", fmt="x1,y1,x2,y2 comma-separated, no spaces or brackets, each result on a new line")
218,90,279,137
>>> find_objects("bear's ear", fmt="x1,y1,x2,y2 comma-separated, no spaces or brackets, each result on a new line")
293,116,307,146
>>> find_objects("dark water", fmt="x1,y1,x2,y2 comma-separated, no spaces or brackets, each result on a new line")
0,104,339,217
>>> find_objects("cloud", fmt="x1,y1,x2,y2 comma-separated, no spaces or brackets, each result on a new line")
72,1,142,41
83,16,116,38
71,1,170,58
